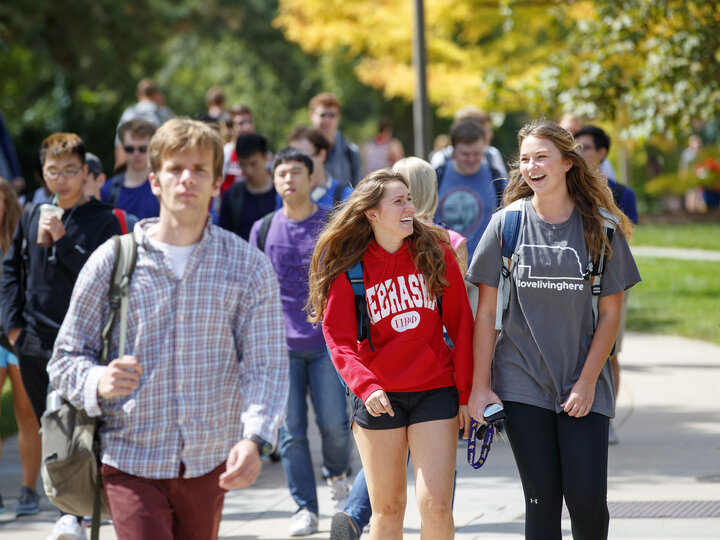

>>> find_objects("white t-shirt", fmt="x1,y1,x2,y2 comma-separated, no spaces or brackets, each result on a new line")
147,237,199,279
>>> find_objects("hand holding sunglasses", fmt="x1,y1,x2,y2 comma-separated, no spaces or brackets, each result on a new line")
467,404,506,469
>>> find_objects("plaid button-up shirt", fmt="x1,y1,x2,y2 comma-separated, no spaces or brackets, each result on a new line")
48,219,288,479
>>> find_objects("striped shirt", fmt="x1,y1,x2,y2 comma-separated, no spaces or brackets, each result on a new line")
48,218,288,479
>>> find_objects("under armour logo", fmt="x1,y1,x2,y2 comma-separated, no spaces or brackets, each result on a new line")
530,498,538,504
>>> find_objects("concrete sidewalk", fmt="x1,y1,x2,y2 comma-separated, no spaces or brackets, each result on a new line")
1,331,719,539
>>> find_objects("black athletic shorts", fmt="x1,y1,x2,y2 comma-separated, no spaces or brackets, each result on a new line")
352,386,459,430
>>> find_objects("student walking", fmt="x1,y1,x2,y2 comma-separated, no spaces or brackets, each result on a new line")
467,120,641,540
308,169,474,539
330,157,470,539
0,177,40,517
1,133,121,535
48,118,288,539
249,147,351,536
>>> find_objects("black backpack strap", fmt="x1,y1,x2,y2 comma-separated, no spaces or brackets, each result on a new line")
108,174,124,207
435,163,447,192
490,165,505,210
256,210,277,252
345,261,374,352
229,182,247,235
20,202,39,281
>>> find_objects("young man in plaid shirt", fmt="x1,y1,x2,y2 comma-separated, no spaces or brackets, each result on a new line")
48,118,289,539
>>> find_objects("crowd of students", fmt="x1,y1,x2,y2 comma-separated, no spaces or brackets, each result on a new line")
0,79,641,540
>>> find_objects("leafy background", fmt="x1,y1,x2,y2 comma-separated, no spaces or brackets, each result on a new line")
1,0,719,210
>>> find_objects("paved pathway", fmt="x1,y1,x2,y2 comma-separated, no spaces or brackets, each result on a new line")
630,245,720,261
1,331,719,539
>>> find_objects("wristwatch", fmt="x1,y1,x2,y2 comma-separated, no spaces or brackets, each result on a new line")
246,435,273,457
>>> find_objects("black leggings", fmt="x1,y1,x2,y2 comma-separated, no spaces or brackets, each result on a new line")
503,401,609,540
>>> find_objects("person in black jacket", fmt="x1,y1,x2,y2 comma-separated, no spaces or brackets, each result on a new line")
0,132,120,521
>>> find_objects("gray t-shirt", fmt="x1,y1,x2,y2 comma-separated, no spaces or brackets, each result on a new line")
466,198,641,417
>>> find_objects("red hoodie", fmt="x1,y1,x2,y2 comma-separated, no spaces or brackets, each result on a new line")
323,239,474,404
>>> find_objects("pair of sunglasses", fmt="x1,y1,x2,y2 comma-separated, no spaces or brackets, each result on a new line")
467,404,506,469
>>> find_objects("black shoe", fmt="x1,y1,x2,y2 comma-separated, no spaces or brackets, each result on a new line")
330,511,359,540
15,486,40,516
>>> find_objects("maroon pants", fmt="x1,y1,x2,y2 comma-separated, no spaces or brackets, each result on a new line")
101,462,227,540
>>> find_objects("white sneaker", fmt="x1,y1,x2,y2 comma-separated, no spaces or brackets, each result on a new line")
288,507,319,536
47,515,87,540
327,472,350,511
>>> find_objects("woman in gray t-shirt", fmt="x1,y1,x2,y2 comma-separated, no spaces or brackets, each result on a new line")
466,121,640,540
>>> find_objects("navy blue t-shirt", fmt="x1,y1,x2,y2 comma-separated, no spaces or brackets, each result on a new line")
218,182,281,241
100,173,160,220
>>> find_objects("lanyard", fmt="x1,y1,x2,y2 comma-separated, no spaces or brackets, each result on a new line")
467,419,497,469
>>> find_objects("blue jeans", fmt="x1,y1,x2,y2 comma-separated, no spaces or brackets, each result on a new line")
344,457,458,536
344,468,373,534
280,347,351,514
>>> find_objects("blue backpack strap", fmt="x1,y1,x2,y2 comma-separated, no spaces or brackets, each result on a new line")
495,198,525,330
345,261,374,352
332,181,347,208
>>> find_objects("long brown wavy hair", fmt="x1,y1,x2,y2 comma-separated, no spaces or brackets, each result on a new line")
0,177,22,254
307,169,450,324
503,120,633,260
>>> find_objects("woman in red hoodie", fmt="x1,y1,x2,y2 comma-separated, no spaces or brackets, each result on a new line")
307,169,473,539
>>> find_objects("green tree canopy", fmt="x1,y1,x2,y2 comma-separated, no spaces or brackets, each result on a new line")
275,0,720,142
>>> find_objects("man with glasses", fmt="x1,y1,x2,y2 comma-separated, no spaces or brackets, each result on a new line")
308,93,362,187
0,132,119,535
101,118,159,220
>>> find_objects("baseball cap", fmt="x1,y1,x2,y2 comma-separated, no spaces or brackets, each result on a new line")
85,152,103,176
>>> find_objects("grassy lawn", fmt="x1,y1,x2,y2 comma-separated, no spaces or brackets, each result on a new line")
628,256,720,345
632,223,720,250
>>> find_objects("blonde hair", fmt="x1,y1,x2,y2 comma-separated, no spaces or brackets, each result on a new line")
307,169,450,324
504,120,633,259
392,157,438,222
147,117,224,180
0,177,22,253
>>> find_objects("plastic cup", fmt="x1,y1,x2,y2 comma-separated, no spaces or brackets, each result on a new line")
37,204,65,247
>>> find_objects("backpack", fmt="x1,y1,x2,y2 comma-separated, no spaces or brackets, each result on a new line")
40,233,137,540
343,261,444,353
331,181,347,208
495,199,615,331
228,181,247,234
108,173,124,207
256,210,278,252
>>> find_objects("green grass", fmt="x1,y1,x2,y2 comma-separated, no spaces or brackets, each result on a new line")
628,257,720,345
632,223,720,250
1,378,19,440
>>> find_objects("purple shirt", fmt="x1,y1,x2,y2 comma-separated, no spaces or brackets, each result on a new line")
249,207,327,351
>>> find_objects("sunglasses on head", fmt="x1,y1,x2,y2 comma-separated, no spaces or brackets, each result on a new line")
123,145,148,154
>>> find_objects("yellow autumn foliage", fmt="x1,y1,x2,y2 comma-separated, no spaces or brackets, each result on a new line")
275,0,589,116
